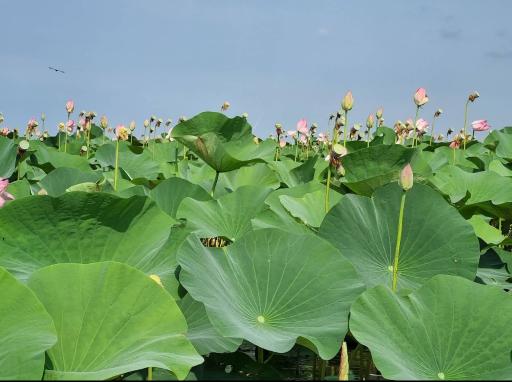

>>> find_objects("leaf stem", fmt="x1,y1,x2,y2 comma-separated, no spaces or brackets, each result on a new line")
413,106,419,147
343,110,348,147
211,171,219,196
463,99,469,151
114,139,120,191
392,190,407,292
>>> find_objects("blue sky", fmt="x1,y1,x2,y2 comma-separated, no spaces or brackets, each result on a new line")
1,0,511,137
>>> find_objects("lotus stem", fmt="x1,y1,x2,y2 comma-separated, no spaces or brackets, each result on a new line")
257,346,264,364
463,99,469,151
325,166,331,213
58,132,61,152
429,117,436,146
343,110,348,147
367,127,370,148
338,341,349,380
86,122,91,159
413,106,419,147
147,367,152,381
392,191,407,292
114,139,120,191
64,132,68,153
211,171,219,196
294,141,298,162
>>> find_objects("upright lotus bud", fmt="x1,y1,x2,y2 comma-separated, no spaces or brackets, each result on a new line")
115,125,129,141
275,123,283,136
413,88,429,107
66,100,74,114
279,139,286,148
434,108,443,117
366,114,374,129
221,101,230,111
41,113,46,122
468,91,479,102
399,164,414,191
143,119,150,128
100,115,108,129
58,122,65,131
376,107,383,119
341,91,353,111
296,119,308,135
129,120,136,131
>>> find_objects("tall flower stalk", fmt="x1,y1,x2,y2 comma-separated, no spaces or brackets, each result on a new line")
463,91,479,151
412,88,428,147
341,91,353,147
114,125,129,191
429,109,443,146
392,164,413,292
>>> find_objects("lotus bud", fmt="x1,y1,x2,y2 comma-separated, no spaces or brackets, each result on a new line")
413,88,429,107
150,115,156,123
115,125,129,141
149,274,163,287
221,101,230,111
0,127,9,136
100,115,108,129
468,91,479,103
66,119,75,133
179,116,187,122
143,119,150,128
58,122,65,131
399,164,414,191
66,100,75,114
129,120,136,131
43,130,49,138
275,123,283,136
376,107,383,119
434,108,443,117
279,139,286,148
341,91,353,111
41,113,46,122
366,114,375,129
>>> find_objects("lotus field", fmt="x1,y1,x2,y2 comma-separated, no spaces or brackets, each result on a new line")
1,89,511,381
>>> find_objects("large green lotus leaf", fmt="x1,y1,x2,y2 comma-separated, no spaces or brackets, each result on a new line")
0,267,57,380
177,159,217,193
0,136,17,177
150,177,211,218
350,275,512,380
319,183,480,291
430,146,479,171
372,126,396,145
468,215,506,245
178,293,242,355
340,144,416,196
39,167,102,196
430,165,512,205
217,163,280,195
177,229,365,359
93,142,160,181
6,178,32,199
28,262,202,380
489,159,512,176
253,182,331,233
33,145,92,172
278,189,342,228
267,156,317,187
476,248,511,289
171,112,274,172
147,140,180,163
485,128,512,160
0,193,178,287
176,185,272,241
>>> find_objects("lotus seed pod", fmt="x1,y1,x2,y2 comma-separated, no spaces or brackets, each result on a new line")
19,140,30,151
468,91,480,102
376,107,383,119
341,91,353,111
100,115,108,129
399,164,414,191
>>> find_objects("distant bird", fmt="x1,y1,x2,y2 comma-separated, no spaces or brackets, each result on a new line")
48,66,65,74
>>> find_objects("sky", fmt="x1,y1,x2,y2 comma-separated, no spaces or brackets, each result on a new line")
1,0,512,137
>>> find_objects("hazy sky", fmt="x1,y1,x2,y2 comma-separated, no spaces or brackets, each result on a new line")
1,0,511,137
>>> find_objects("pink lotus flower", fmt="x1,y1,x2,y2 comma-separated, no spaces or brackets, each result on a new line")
66,100,74,114
318,132,329,143
471,119,490,131
415,118,429,132
0,178,14,208
0,127,9,136
450,140,460,149
66,119,75,133
279,139,286,148
27,118,38,128
116,125,129,141
296,119,308,135
299,134,308,144
287,130,297,139
414,88,429,107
